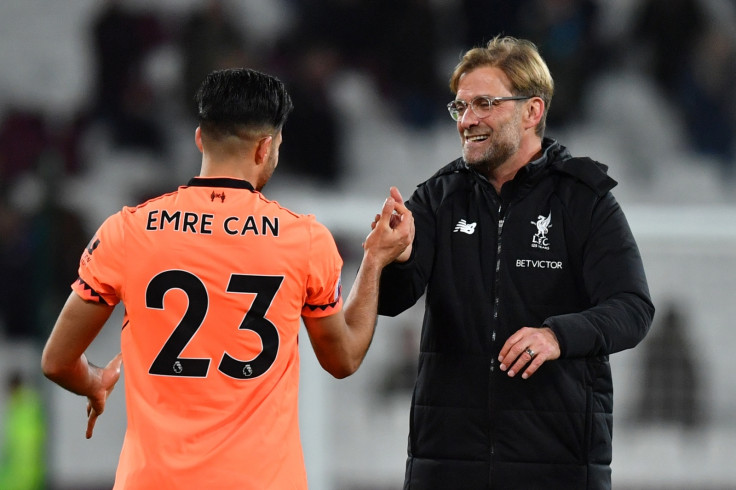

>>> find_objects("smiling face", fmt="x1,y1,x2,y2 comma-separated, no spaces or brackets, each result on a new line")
455,66,526,176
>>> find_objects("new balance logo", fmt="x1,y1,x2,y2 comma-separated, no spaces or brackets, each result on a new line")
454,219,477,234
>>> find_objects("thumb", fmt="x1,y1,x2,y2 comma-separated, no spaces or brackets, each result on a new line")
108,352,123,372
105,352,123,384
378,197,395,225
102,352,123,392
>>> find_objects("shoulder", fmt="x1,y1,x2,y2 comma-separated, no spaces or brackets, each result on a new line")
548,156,624,232
420,158,468,186
412,158,474,203
123,188,183,215
255,194,336,244
550,156,617,197
253,192,306,221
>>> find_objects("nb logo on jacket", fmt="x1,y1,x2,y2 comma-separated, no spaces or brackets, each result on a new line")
453,219,477,235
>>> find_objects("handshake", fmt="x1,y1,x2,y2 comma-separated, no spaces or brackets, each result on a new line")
367,186,414,265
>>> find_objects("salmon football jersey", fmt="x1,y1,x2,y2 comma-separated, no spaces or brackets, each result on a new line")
72,177,343,489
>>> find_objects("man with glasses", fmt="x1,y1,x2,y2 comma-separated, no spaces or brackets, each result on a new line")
376,36,654,489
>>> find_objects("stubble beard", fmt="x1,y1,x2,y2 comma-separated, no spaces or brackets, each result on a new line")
256,152,278,191
463,138,518,177
463,112,522,177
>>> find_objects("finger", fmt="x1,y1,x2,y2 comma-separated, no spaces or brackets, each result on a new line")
384,187,409,216
498,340,519,366
389,214,402,229
86,409,99,439
371,214,380,230
506,348,536,378
390,198,410,217
389,204,412,232
499,338,530,372
521,356,545,379
498,327,531,362
376,197,396,227
396,212,414,238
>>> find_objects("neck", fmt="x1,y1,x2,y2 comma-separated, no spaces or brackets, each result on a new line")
488,136,543,193
199,155,257,183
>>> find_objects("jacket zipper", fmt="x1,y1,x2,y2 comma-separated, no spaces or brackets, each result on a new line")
489,202,508,487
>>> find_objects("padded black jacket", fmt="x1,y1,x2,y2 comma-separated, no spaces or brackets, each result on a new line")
378,139,654,490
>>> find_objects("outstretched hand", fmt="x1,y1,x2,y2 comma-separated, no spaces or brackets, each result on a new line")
86,352,123,439
365,187,414,267
369,187,414,263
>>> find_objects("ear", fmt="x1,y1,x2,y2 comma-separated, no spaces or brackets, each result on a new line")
523,97,545,131
195,126,203,153
254,135,273,165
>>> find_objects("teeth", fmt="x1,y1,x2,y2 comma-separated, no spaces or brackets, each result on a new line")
466,135,488,142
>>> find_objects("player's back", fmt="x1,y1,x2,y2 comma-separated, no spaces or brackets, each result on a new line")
79,178,342,489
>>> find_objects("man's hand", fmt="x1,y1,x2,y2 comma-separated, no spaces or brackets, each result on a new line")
498,327,560,379
86,352,123,439
370,187,413,263
365,187,414,267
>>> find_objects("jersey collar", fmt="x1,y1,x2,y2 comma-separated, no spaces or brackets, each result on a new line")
186,177,255,191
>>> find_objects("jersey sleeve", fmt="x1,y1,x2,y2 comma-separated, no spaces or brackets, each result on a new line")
71,212,126,306
301,219,343,318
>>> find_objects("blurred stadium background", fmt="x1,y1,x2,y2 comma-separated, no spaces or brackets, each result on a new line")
0,0,735,488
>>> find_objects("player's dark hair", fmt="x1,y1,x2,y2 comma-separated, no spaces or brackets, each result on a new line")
195,68,293,139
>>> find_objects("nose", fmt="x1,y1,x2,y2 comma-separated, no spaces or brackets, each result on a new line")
458,107,479,128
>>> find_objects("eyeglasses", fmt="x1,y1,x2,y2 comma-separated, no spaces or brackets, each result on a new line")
447,95,532,121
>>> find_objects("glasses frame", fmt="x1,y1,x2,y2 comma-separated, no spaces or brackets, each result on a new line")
447,95,533,121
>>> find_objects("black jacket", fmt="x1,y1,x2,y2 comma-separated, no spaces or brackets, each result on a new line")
378,139,654,490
